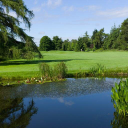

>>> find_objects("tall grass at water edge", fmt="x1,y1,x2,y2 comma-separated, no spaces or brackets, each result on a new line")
39,62,67,81
89,63,106,76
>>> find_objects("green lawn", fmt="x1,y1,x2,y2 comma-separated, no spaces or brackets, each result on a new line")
0,51,128,78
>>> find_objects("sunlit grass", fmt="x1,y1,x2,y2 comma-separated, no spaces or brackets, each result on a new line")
1,50,128,78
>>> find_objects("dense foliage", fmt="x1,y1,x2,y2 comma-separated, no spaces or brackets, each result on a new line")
0,0,42,59
39,36,53,51
39,62,67,80
40,18,128,52
111,79,128,115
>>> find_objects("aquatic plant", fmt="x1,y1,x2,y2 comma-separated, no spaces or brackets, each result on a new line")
54,62,67,79
111,79,128,115
89,63,106,75
39,63,52,80
39,62,67,80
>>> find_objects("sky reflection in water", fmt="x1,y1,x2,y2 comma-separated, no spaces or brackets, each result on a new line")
0,78,127,128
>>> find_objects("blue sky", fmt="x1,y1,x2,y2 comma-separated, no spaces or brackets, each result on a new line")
22,0,128,46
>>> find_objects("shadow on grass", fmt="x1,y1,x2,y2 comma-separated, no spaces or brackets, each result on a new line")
0,59,90,66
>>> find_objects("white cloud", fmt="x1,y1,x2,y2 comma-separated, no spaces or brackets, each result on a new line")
42,0,62,8
43,11,59,19
32,7,41,13
77,5,100,12
62,6,74,12
62,5,100,12
39,31,45,35
32,11,59,24
97,7,128,18
73,7,128,24
34,0,38,4
58,98,74,106
88,5,100,11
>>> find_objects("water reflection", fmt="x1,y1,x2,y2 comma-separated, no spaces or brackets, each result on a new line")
0,78,120,98
0,78,124,128
111,111,128,128
56,98,74,106
0,98,38,128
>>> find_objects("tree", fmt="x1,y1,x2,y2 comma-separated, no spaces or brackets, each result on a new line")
104,24,120,49
39,36,53,51
92,28,105,49
62,39,72,51
83,31,91,50
116,19,128,50
91,29,98,43
71,39,77,51
52,36,63,50
77,37,84,50
62,39,68,51
77,32,91,51
0,0,42,58
75,42,80,52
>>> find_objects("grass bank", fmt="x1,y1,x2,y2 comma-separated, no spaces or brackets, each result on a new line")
1,51,128,79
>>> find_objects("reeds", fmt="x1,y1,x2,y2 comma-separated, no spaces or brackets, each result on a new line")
39,62,67,81
89,63,106,76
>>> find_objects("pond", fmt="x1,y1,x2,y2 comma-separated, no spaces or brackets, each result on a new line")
0,78,127,128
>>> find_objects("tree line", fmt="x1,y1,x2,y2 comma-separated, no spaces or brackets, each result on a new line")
40,18,128,52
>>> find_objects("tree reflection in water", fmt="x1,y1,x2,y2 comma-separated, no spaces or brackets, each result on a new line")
0,98,38,128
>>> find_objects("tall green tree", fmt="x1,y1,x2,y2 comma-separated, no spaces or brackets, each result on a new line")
116,19,128,50
62,39,69,51
71,39,77,51
52,36,63,50
92,28,105,49
39,36,53,51
75,42,80,52
83,31,91,50
91,29,98,43
104,25,120,49
0,0,42,58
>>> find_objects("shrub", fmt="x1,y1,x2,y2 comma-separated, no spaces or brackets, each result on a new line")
92,48,96,52
89,63,106,75
54,62,67,79
24,51,35,60
39,63,52,80
85,48,90,52
8,47,21,59
39,62,67,81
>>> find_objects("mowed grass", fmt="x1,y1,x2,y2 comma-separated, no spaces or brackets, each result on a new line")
0,50,128,78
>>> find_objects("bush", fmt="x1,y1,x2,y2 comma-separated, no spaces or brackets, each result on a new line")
92,48,96,52
24,51,35,60
89,63,106,75
54,62,67,79
85,48,90,52
39,62,67,80
8,47,21,59
39,63,52,80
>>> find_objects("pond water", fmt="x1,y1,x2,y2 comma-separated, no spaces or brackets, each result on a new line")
0,78,127,128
